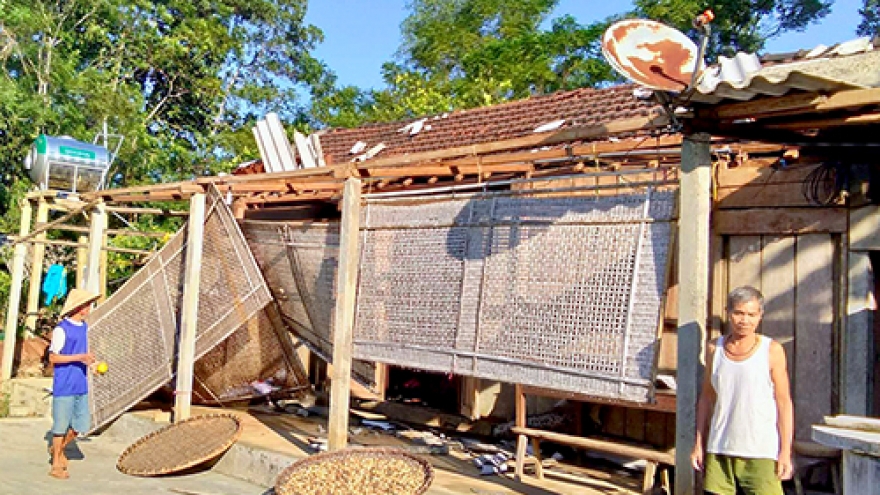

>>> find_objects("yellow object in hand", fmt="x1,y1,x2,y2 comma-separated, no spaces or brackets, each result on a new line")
96,362,108,374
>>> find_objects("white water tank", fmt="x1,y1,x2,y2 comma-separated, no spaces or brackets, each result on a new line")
24,134,111,192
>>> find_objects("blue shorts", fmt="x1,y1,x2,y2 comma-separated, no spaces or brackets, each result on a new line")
52,394,90,436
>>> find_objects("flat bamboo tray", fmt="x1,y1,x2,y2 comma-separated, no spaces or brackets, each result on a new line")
117,414,242,476
275,447,434,495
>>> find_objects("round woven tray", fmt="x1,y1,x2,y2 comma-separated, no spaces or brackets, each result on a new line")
117,413,242,476
275,447,434,495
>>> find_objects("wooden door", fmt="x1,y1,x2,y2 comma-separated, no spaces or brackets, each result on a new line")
723,234,837,440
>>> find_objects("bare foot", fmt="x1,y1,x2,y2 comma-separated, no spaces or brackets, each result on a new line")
49,467,69,479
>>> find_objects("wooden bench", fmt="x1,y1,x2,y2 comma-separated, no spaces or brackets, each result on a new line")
512,384,675,494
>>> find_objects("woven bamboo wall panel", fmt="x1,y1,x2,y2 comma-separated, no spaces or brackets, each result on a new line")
193,305,309,404
87,190,272,432
354,190,674,402
241,221,377,390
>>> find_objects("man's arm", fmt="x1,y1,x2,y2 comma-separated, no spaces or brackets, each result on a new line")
769,340,794,480
691,341,717,471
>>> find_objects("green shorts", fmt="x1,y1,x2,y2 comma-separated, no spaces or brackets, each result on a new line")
704,453,783,495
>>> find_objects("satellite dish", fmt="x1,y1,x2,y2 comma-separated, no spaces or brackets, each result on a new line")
602,19,704,92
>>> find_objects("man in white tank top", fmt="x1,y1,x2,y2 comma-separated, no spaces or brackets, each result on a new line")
690,286,794,495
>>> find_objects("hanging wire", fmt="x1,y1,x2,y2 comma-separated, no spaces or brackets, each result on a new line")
802,162,848,206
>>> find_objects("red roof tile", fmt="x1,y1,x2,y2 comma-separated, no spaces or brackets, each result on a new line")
318,84,657,165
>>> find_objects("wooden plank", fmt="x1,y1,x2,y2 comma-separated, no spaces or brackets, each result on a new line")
644,411,668,448
173,192,206,421
2,200,32,381
727,236,762,291
715,183,820,208
24,199,49,335
710,235,727,339
714,208,847,235
706,88,880,121
605,406,627,437
794,234,835,440
843,251,872,415
675,133,712,495
76,235,87,289
849,205,880,250
327,178,362,451
84,203,106,295
511,427,675,465
759,236,796,389
625,408,646,442
520,385,676,413
715,163,821,188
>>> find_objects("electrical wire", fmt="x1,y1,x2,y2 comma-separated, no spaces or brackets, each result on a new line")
802,162,847,206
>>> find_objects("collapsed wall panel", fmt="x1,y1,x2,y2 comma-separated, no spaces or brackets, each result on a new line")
87,189,273,432
241,221,377,390
353,189,675,403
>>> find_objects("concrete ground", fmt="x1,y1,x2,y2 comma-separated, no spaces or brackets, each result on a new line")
0,417,269,495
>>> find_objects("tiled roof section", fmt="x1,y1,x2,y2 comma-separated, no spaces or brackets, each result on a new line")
319,84,657,165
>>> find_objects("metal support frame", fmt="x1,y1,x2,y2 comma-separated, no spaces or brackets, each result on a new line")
2,200,33,381
173,192,207,421
675,133,712,495
327,178,362,451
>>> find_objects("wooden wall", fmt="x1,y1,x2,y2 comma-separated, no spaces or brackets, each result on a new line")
719,234,838,440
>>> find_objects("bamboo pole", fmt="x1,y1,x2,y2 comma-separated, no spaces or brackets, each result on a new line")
2,200,33,381
327,178,362,451
173,192,206,421
24,199,49,335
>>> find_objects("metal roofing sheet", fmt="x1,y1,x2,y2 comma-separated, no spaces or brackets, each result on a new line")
691,40,880,104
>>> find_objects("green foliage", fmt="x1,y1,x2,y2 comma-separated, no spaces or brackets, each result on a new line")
634,0,832,57
859,0,880,36
311,0,619,128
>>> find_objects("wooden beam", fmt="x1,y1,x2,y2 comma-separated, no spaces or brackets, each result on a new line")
327,178,362,451
173,192,207,422
713,208,847,235
43,224,168,238
84,203,106,295
11,200,98,246
512,427,676,465
843,250,872,415
24,199,49,335
76,235,87,289
22,238,153,255
105,206,188,216
704,88,880,121
676,133,712,495
2,200,32,381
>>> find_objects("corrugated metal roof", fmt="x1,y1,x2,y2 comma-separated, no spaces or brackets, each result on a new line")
691,37,880,104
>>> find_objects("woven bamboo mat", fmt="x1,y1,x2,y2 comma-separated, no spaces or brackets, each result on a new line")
117,414,242,476
275,447,434,495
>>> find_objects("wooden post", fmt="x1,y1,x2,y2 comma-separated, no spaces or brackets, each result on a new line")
514,384,527,480
327,178,361,451
99,209,109,300
173,192,206,421
84,202,106,295
675,133,712,495
76,235,88,289
2,200,33,381
24,198,49,336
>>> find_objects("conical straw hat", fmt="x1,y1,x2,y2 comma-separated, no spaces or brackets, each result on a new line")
60,288,100,318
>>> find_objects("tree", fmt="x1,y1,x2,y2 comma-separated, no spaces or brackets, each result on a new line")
0,0,328,308
311,0,618,128
634,0,832,58
858,0,880,36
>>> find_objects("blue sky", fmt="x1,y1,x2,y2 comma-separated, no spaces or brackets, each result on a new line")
305,0,865,90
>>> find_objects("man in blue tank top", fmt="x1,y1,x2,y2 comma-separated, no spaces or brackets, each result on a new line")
47,288,100,479
690,286,794,495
